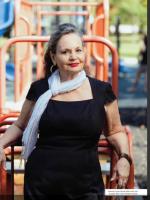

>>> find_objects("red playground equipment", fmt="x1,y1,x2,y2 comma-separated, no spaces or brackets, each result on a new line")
0,0,134,199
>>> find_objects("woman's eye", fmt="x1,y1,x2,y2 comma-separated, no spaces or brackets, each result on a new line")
61,51,67,54
76,49,82,52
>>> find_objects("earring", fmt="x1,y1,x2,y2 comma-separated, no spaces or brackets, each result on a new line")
50,64,54,73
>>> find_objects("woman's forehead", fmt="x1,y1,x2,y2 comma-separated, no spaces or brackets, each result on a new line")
57,33,83,50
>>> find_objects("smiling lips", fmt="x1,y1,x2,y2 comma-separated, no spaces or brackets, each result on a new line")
69,63,79,68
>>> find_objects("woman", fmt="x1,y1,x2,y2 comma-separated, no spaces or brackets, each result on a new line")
0,23,131,199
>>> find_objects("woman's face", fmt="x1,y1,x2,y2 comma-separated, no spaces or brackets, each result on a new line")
51,33,85,76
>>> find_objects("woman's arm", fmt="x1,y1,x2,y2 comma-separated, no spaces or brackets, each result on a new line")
0,99,35,149
104,100,129,155
104,100,131,188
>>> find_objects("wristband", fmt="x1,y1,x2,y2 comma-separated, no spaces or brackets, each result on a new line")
119,153,132,166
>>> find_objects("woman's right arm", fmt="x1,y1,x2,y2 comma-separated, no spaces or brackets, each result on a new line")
0,99,35,149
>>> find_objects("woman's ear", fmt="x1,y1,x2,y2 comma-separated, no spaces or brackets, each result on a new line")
50,52,56,65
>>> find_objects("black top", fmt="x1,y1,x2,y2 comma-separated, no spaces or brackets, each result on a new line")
26,76,116,104
24,76,116,198
139,36,147,65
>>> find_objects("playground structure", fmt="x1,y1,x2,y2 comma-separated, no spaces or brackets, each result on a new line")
0,0,135,198
0,113,134,199
1,0,110,107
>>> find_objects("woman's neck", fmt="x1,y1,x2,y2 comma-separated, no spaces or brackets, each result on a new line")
59,70,82,82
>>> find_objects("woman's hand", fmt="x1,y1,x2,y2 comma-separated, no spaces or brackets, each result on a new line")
111,157,130,189
0,144,6,169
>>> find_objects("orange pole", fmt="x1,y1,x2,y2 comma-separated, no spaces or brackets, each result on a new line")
14,0,33,99
0,166,7,196
14,0,21,102
95,3,105,80
19,16,32,62
92,15,105,80
92,0,109,81
36,8,43,79
0,113,20,123
103,0,109,81
19,16,32,94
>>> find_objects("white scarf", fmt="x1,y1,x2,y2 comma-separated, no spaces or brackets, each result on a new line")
21,69,86,160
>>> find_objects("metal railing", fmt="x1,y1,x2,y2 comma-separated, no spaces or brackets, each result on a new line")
0,35,118,113
0,113,134,199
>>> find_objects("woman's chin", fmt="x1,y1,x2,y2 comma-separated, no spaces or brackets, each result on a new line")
68,66,84,73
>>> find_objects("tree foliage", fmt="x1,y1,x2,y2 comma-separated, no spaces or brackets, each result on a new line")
109,0,147,30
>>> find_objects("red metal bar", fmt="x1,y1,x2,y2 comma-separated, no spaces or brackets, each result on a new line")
0,120,134,197
0,113,20,122
0,166,7,196
0,121,16,127
22,1,99,7
39,10,89,16
98,139,110,147
0,36,118,113
0,115,20,198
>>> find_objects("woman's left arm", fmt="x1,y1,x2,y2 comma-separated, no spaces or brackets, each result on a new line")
104,100,132,188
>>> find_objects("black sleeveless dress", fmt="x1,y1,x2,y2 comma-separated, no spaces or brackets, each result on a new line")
24,76,116,200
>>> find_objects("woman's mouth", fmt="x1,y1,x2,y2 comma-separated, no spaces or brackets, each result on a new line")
69,63,79,68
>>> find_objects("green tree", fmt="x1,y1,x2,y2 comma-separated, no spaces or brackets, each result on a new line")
109,0,147,30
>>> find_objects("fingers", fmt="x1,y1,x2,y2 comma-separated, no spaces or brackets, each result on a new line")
110,165,117,182
117,175,128,189
110,171,117,182
110,161,130,188
110,168,129,188
115,158,130,188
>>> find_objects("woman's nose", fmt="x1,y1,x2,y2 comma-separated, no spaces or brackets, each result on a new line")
69,52,77,60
